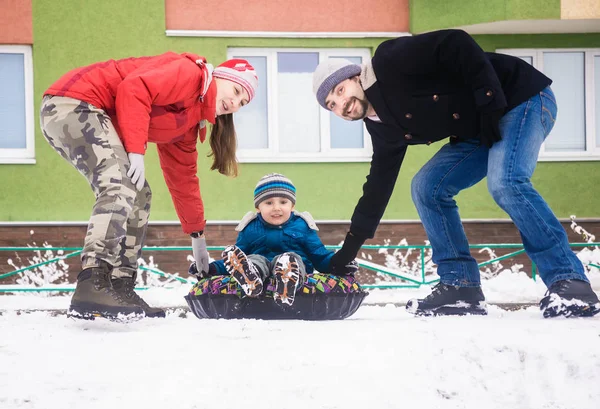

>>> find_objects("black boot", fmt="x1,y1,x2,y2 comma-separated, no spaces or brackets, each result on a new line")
273,253,301,306
222,245,263,297
112,273,166,318
68,267,145,322
540,279,600,318
406,283,487,316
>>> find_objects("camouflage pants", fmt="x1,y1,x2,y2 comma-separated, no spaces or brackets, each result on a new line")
40,95,151,277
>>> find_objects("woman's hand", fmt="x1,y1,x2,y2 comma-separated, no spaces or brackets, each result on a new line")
127,153,145,191
191,235,210,275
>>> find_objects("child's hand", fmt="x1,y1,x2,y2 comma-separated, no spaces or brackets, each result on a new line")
188,261,216,279
188,262,203,278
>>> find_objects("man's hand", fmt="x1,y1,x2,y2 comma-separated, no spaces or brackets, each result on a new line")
330,232,365,274
332,260,359,276
127,153,145,191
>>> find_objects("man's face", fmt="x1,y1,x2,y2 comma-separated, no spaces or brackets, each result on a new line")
324,76,369,121
256,196,295,226
215,78,249,116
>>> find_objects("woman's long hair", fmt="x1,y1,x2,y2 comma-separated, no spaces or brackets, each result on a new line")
209,113,238,177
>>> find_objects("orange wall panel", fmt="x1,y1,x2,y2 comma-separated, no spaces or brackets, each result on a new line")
561,0,600,19
166,0,409,33
0,0,32,44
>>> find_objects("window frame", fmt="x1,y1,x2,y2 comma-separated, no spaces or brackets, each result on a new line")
497,47,600,162
228,47,373,163
0,45,35,164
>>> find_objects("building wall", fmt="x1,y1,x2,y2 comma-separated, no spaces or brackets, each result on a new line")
166,0,409,32
410,0,561,33
0,0,32,44
0,0,598,227
562,0,600,19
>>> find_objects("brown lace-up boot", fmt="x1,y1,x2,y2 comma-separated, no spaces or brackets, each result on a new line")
111,272,166,318
68,266,145,322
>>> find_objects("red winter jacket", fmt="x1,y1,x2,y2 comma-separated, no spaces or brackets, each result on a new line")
45,52,217,234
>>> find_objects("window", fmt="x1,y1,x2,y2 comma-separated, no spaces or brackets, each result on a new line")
0,45,34,164
497,48,600,161
228,48,373,162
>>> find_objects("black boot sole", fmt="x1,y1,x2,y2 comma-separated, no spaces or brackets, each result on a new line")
224,247,263,297
540,295,600,318
68,303,145,323
273,256,300,306
145,310,166,318
407,301,488,317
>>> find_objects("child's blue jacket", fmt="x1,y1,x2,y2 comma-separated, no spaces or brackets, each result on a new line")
211,211,334,275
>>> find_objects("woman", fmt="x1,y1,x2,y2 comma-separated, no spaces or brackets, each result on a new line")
40,53,258,321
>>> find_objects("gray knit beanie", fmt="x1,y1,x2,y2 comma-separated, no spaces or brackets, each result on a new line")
254,173,296,208
312,59,362,110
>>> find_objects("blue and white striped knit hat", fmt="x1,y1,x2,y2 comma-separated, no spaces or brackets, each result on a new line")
254,173,296,208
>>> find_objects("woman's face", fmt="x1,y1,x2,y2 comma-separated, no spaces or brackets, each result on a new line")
214,78,250,116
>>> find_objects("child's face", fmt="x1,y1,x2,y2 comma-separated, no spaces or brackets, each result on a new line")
256,196,295,226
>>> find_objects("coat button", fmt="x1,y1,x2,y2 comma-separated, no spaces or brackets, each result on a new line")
486,90,493,97
405,113,413,119
404,133,413,140
432,94,439,102
427,141,432,145
452,113,460,120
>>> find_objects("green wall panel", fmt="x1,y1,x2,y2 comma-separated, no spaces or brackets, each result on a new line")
410,0,561,33
0,0,598,225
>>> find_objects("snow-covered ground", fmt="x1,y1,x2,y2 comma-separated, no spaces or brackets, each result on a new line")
2,268,599,310
1,270,600,409
1,305,599,409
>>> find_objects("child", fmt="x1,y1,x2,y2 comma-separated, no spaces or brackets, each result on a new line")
191,173,358,305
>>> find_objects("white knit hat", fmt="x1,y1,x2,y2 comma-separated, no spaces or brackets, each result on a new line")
213,59,259,102
312,59,362,109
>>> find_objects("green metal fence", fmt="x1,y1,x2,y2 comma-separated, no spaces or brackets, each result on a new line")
1,243,599,293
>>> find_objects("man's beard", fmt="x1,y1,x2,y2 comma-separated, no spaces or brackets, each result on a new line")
342,97,368,121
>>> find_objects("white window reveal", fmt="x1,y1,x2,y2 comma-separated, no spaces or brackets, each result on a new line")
0,45,35,164
229,48,372,163
498,48,600,161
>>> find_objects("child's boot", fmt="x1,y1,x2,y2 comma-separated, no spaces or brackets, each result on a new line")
273,253,301,306
223,245,263,297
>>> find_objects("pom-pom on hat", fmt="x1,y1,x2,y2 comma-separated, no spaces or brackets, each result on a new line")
254,173,296,208
213,59,259,102
312,58,361,109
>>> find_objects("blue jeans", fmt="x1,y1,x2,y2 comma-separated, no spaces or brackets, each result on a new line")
411,86,586,288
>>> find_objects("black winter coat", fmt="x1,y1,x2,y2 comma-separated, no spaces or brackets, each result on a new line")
350,29,552,238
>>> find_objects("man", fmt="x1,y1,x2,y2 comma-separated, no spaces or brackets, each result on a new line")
313,29,599,318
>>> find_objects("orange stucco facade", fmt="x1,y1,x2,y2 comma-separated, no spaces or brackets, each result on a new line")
0,0,32,44
561,0,600,19
166,0,410,32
